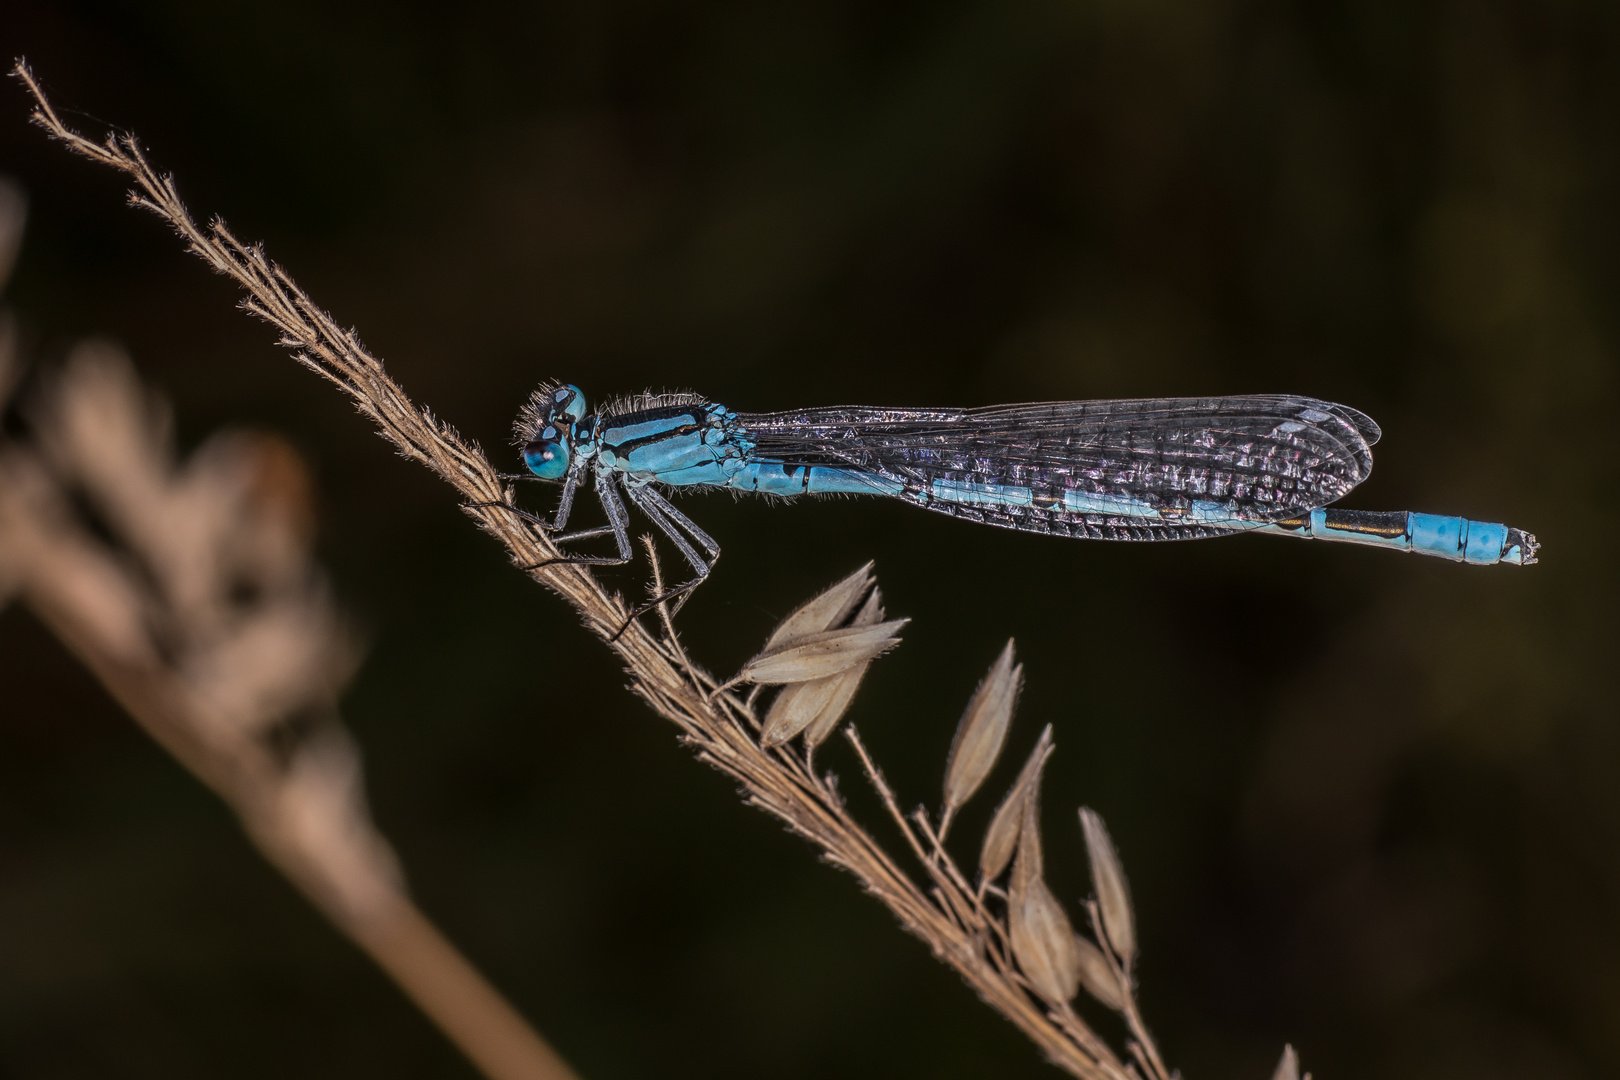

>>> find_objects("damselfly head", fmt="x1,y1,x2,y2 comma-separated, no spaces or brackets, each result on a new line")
515,382,591,480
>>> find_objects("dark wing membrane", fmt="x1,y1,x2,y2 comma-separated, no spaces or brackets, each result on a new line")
735,395,1379,523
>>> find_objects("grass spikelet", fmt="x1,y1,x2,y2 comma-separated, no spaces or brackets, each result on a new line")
979,724,1053,882
1074,934,1127,1011
1270,1045,1308,1080
741,619,907,683
802,587,883,750
1009,792,1081,1003
763,560,874,651
764,585,885,749
1079,807,1135,963
942,639,1022,824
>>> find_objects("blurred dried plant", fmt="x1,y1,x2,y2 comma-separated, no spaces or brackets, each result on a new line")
17,63,1311,1078
0,178,576,1080
1271,1045,1311,1080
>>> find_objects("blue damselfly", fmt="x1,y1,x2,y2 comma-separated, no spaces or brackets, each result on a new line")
498,384,1537,609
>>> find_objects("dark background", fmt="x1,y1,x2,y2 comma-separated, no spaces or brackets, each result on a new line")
1,2,1615,1078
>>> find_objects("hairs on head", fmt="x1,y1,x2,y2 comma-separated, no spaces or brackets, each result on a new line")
513,381,567,446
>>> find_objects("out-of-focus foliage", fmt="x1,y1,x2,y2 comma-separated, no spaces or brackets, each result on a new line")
0,2,1615,1078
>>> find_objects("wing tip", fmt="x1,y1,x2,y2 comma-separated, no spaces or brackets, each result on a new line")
1341,405,1381,446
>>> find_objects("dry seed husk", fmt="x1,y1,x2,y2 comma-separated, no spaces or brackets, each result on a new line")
764,587,887,748
797,667,866,749
1073,934,1127,1011
1012,772,1044,889
1009,874,1081,1003
742,619,907,684
942,640,1022,814
848,585,884,631
802,589,884,750
763,674,853,747
763,561,873,651
1270,1045,1300,1080
1079,807,1136,962
1008,796,1080,1002
978,724,1053,882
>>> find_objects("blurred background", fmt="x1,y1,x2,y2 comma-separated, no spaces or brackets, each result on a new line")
0,2,1615,1077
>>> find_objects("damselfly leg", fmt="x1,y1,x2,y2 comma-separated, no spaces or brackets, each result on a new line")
621,482,720,618
519,470,633,572
467,469,584,532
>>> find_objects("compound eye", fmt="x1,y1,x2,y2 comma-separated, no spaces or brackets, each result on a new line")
552,384,587,423
522,426,571,480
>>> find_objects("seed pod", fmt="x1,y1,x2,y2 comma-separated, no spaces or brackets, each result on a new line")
1008,795,1080,1002
978,725,1053,883
763,561,874,651
742,619,907,684
1079,807,1135,962
1073,934,1127,1012
1270,1045,1300,1080
802,588,885,750
942,640,1022,815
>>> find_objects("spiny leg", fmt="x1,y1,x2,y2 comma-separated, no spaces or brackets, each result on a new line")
627,487,712,579
519,469,632,572
467,500,555,531
611,481,718,638
467,470,584,532
551,469,582,530
636,486,721,618
553,524,617,544
636,485,720,562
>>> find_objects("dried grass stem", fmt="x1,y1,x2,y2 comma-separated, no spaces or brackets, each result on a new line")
13,61,1241,1079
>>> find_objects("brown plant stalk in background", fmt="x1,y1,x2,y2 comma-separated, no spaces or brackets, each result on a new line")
13,61,1311,1079
0,180,577,1080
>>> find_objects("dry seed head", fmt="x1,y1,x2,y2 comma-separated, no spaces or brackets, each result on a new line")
979,724,1054,883
184,598,355,740
764,561,874,651
942,640,1022,814
803,587,885,750
1073,933,1127,1012
1008,796,1081,1002
1079,807,1136,962
1270,1045,1300,1080
765,585,887,748
742,619,906,684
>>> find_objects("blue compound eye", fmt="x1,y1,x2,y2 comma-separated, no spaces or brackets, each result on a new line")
523,426,571,480
552,384,587,423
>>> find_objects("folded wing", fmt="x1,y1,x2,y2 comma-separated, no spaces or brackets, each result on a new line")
736,394,1379,524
